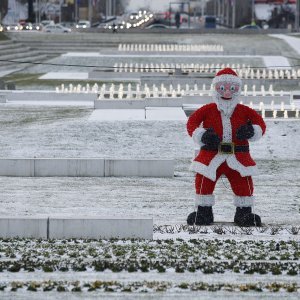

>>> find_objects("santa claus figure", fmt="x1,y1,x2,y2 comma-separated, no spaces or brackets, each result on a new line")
187,68,266,226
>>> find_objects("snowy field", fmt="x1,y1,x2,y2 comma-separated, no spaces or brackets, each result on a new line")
0,105,299,300
1,32,300,298
0,105,299,223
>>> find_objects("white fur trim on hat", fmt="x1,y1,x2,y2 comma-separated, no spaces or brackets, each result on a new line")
234,196,255,207
248,125,263,142
195,194,215,207
212,74,242,86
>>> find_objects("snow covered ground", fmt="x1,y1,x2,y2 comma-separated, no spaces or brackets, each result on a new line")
0,105,299,227
1,32,300,298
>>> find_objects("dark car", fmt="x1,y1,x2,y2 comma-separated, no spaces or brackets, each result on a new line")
146,24,170,29
239,24,261,30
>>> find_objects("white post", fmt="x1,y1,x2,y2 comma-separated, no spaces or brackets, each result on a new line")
232,0,236,28
88,0,92,25
35,0,38,24
75,0,78,23
296,0,300,31
59,0,62,23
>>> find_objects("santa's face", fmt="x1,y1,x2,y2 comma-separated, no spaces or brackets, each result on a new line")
213,80,241,116
215,82,240,100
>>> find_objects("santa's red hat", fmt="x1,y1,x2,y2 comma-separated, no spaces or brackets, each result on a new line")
212,68,242,86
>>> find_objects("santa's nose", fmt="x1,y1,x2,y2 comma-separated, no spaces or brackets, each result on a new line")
223,90,232,98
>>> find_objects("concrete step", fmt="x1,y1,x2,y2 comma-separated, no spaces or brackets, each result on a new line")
0,158,174,177
0,68,21,76
0,54,49,70
0,41,21,51
24,45,113,51
0,51,46,64
30,47,102,52
0,40,15,46
0,46,32,57
21,40,118,46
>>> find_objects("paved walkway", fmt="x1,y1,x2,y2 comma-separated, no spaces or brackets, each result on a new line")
39,72,89,80
269,34,300,55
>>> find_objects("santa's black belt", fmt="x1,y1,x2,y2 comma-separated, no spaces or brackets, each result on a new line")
201,143,249,154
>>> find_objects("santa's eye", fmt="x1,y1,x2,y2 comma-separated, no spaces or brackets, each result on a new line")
220,85,225,91
230,85,235,91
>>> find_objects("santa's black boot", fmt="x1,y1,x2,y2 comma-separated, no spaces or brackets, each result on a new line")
234,207,262,227
187,206,214,226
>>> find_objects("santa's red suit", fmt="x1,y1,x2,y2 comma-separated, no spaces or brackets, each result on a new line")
187,68,266,212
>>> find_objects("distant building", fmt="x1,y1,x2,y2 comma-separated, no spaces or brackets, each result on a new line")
206,0,252,28
0,0,8,23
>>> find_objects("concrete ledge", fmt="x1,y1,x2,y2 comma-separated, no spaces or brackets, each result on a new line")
49,218,153,239
0,159,34,176
0,158,174,177
105,159,174,177
94,95,291,109
94,99,146,109
0,218,48,238
0,218,153,239
89,71,166,80
0,94,7,103
1,90,97,102
34,158,105,177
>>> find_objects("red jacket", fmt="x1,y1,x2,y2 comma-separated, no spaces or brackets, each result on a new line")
187,103,266,181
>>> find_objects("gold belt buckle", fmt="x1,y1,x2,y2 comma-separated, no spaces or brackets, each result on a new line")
218,142,235,154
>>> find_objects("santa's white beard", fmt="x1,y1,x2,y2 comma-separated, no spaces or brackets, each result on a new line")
213,91,240,116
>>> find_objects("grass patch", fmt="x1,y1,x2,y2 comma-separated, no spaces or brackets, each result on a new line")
0,280,298,293
0,32,9,41
0,238,298,275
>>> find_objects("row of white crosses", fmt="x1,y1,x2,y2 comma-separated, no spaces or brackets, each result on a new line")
56,83,285,97
55,83,298,118
118,44,224,52
113,63,249,73
112,62,300,79
246,100,299,119
55,83,100,94
236,68,300,80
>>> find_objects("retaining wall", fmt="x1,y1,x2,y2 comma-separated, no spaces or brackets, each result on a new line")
0,90,97,101
0,218,153,239
0,158,174,177
0,94,7,103
94,95,291,109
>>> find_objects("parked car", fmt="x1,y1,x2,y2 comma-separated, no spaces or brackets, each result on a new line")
239,24,261,30
5,23,23,31
146,24,170,29
40,20,55,28
0,24,4,32
200,16,217,28
75,20,91,29
60,22,76,29
19,22,40,31
42,24,71,33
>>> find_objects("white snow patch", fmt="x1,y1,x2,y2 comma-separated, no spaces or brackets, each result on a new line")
146,107,187,120
39,72,89,80
89,109,145,120
62,52,102,57
262,56,291,69
270,34,300,56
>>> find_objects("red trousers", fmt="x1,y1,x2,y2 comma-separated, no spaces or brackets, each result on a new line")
195,162,253,196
